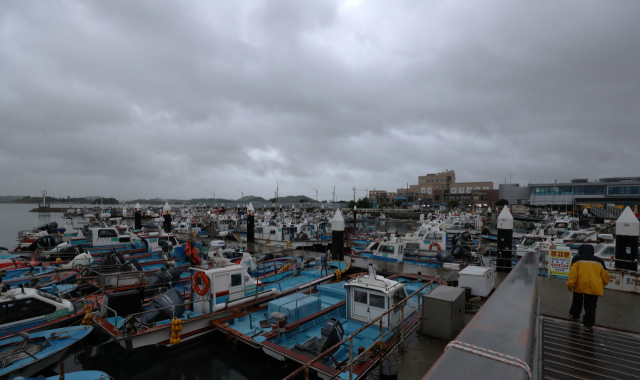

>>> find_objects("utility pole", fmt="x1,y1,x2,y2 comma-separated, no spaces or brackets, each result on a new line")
352,187,356,202
332,186,335,203
552,179,557,213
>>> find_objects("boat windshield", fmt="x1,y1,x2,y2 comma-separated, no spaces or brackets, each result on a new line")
594,244,605,253
37,289,62,303
560,231,573,239
521,237,543,245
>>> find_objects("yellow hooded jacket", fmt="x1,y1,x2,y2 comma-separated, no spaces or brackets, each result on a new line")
566,247,610,296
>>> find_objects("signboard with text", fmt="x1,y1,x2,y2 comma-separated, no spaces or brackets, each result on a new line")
549,248,572,278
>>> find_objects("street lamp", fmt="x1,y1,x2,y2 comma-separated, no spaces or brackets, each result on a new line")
239,191,243,201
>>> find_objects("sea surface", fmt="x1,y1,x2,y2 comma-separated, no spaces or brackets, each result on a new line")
0,203,414,380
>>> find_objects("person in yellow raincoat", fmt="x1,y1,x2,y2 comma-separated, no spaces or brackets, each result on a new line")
566,244,610,332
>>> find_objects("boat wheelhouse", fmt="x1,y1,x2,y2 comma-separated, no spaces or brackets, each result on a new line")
0,287,75,338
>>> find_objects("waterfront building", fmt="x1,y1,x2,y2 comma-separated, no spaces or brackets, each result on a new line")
529,177,640,208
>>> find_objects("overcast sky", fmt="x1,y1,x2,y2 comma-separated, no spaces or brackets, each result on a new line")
1,1,639,201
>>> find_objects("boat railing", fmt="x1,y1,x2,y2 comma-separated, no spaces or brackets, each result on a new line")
282,279,437,380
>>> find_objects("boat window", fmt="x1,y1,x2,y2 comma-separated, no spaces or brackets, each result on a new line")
555,223,568,229
270,230,276,234
602,247,615,256
594,244,604,253
354,290,368,304
170,237,178,245
98,229,118,238
230,273,242,287
256,228,263,233
38,289,62,303
369,243,380,251
560,232,573,239
379,245,394,254
369,293,385,309
191,223,197,228
119,237,130,243
392,288,408,306
4,298,57,323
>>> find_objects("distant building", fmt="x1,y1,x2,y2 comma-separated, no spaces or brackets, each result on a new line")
499,183,530,205
368,191,397,205
370,169,495,205
529,177,640,207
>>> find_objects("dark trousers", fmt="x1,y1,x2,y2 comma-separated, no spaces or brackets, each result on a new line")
570,292,598,328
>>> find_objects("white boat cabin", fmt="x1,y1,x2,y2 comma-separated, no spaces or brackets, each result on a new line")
344,264,411,328
0,288,73,337
361,237,405,263
516,234,554,251
90,227,132,247
402,217,447,253
254,225,298,242
190,264,273,315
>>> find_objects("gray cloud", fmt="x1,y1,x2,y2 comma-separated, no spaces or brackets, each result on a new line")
1,0,640,201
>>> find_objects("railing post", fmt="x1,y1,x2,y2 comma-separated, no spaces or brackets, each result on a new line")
349,337,353,380
400,305,405,353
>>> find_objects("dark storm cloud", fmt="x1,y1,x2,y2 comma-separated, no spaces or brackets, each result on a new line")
1,0,639,200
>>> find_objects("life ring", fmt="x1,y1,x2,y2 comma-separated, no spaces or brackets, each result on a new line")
429,242,441,251
193,272,210,296
127,212,131,216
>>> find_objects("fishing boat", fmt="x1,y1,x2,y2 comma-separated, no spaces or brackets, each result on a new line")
92,256,349,349
256,265,441,380
352,236,480,270
0,326,93,380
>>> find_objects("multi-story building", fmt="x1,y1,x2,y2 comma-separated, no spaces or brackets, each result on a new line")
367,170,495,206
368,190,397,205
529,177,640,207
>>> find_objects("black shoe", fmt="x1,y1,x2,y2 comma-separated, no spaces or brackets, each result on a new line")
569,314,580,321
585,326,594,332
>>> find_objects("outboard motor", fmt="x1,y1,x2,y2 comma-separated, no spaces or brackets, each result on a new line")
24,235,62,251
147,266,181,290
116,259,143,272
318,318,344,355
436,250,454,263
451,245,467,260
139,288,185,325
450,234,460,248
38,222,58,231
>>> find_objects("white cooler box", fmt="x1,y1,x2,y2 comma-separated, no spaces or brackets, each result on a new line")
458,266,495,297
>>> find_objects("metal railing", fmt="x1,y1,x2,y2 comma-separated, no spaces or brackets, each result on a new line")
282,279,436,380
